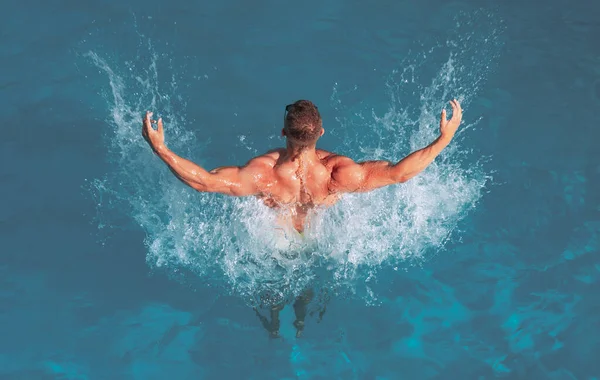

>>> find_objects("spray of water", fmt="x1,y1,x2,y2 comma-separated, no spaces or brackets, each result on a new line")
87,12,502,305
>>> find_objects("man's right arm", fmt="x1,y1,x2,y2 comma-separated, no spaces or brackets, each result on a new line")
331,99,463,193
142,111,264,196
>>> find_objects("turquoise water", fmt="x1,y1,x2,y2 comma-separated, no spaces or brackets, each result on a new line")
2,0,599,378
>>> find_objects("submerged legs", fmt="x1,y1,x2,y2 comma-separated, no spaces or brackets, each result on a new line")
254,304,284,338
254,288,328,338
292,289,314,337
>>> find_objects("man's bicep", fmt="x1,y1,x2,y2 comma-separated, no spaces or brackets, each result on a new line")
363,161,399,190
201,166,258,196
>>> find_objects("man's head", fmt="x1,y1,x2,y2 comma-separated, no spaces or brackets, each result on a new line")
282,100,324,148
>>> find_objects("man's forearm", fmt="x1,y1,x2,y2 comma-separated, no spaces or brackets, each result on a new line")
155,144,211,189
391,134,452,182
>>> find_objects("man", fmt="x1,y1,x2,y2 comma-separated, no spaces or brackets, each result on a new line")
142,99,463,336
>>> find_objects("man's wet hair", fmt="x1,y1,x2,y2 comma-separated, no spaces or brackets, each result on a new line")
284,100,322,146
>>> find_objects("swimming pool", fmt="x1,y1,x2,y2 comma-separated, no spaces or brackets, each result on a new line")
2,0,599,378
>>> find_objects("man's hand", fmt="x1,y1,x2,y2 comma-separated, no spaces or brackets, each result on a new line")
440,99,462,140
142,111,165,153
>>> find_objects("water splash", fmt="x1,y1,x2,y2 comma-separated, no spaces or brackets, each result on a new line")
87,12,503,305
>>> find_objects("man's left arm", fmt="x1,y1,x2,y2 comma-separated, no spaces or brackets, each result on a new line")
142,112,261,196
331,99,462,192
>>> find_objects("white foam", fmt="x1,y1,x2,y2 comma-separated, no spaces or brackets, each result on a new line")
87,12,502,305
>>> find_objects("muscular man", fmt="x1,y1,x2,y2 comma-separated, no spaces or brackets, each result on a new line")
142,99,462,337
142,99,462,233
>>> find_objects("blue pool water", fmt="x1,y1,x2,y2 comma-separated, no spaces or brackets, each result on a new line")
2,0,599,378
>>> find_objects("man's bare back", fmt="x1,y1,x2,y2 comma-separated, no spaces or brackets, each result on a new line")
142,99,463,233
242,148,341,231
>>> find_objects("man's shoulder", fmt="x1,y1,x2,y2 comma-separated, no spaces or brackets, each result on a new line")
246,149,283,168
317,150,356,167
320,152,365,191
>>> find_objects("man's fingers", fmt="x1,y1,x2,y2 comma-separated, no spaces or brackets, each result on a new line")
452,99,462,113
144,112,154,129
450,100,457,112
441,109,447,121
142,112,164,138
449,99,463,120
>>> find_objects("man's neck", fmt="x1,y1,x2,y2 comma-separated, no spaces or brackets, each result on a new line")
284,141,319,163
